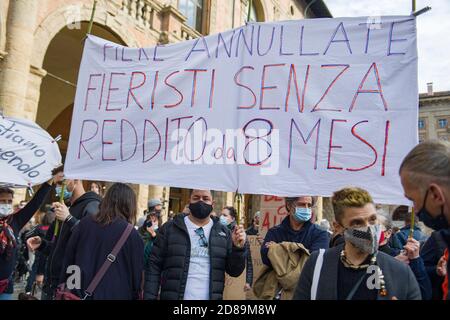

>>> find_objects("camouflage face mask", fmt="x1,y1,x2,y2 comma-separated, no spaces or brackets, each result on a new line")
344,224,380,255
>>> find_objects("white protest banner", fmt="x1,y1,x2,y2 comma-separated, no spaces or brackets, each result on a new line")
0,115,62,187
66,16,418,204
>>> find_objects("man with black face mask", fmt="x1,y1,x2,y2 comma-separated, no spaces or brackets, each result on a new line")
144,189,246,300
399,140,450,300
294,187,421,300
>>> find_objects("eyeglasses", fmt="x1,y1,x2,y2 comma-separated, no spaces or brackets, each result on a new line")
195,227,208,248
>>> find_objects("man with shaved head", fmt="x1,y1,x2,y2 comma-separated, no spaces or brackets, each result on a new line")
144,189,246,300
399,140,450,300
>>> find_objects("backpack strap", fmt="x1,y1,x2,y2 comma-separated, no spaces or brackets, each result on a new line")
311,249,325,300
83,223,134,299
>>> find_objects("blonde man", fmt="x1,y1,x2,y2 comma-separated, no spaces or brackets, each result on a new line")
293,187,421,300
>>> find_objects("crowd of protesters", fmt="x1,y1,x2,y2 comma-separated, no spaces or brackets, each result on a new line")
0,140,448,300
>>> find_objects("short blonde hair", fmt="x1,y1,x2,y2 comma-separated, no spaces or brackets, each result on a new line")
400,140,450,190
332,187,373,223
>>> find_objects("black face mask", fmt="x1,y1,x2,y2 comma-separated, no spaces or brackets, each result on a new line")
189,201,213,220
417,189,449,231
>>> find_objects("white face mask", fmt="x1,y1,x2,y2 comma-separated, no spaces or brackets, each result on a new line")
0,204,13,218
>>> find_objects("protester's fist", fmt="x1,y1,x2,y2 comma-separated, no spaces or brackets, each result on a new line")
232,225,246,248
395,253,410,265
52,202,70,221
244,283,251,292
437,255,447,277
403,238,420,260
265,241,276,249
147,225,157,237
35,275,44,287
27,236,42,251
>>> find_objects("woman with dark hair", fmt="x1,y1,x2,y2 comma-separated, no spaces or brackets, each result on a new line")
89,182,103,197
60,183,144,299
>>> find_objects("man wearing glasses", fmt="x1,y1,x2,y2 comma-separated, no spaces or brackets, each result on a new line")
144,189,247,300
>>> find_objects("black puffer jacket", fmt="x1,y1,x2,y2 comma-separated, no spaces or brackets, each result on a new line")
144,214,246,300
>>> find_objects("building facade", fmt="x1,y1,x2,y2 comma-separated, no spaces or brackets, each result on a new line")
418,84,450,143
390,84,449,227
0,0,330,223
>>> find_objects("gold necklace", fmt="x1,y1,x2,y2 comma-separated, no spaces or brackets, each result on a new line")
340,250,388,297
340,250,374,269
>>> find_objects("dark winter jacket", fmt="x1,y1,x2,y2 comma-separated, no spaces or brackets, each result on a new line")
245,240,253,285
60,216,144,300
261,217,329,267
37,191,101,291
230,222,253,286
144,214,246,300
0,183,52,293
293,244,422,300
421,230,448,299
246,225,259,236
408,256,432,300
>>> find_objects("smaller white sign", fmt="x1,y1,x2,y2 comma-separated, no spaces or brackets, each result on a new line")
0,115,62,187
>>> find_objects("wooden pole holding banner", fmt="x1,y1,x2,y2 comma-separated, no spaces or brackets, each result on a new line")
409,207,415,239
87,0,98,35
53,180,66,237
412,0,416,13
247,0,253,22
234,192,243,225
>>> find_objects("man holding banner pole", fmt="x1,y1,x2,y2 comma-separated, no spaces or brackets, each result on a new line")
0,174,62,300
27,166,102,300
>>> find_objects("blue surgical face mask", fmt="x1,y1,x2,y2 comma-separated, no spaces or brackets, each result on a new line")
55,186,72,200
294,207,312,222
220,215,229,226
0,204,13,218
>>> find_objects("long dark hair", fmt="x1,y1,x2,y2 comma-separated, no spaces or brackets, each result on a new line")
95,183,137,225
223,206,237,220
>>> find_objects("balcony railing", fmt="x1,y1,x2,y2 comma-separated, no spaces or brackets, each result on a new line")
121,0,161,29
180,24,202,41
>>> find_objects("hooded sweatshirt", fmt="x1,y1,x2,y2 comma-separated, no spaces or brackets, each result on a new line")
37,191,101,290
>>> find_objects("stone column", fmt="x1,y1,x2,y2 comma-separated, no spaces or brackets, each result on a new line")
428,115,437,139
24,66,47,121
315,196,323,223
0,0,39,117
225,192,235,206
133,184,149,221
322,197,335,222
